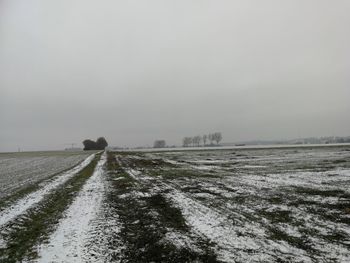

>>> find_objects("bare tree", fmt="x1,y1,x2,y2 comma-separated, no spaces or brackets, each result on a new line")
212,132,222,145
193,135,202,147
183,133,221,147
208,133,214,145
182,137,188,147
188,137,193,147
202,134,208,146
182,137,192,147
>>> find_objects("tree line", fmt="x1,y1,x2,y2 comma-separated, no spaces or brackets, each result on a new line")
183,132,222,147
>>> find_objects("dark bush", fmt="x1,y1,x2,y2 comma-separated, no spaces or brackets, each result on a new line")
83,137,108,150
96,137,108,149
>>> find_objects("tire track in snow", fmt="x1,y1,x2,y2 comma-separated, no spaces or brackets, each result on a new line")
119,156,311,262
0,153,96,228
157,180,315,263
36,152,106,262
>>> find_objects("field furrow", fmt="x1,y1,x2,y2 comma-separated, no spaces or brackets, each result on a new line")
0,154,96,227
37,152,107,262
0,152,91,201
0,153,101,262
0,146,349,262
113,147,350,262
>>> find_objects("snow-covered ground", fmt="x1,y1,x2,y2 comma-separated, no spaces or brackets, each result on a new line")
0,151,90,199
37,153,107,262
1,146,350,262
131,147,350,262
0,154,95,227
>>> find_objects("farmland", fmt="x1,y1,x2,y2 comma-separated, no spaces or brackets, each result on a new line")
0,146,350,262
0,151,90,201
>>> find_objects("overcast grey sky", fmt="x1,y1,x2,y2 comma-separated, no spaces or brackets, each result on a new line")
1,0,349,151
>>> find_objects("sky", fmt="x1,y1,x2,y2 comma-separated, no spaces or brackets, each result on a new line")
1,0,349,151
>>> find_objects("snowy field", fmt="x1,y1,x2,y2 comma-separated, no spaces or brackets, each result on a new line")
0,151,90,200
0,146,350,262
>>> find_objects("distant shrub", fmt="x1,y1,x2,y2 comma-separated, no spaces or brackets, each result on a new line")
96,137,108,149
83,137,108,150
153,140,166,148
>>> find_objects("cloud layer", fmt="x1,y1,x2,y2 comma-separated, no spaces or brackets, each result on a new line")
1,0,349,151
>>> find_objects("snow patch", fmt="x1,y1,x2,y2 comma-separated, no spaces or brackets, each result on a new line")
166,190,310,262
37,153,106,262
0,154,96,227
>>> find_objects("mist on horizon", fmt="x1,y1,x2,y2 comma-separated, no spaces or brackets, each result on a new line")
1,0,350,152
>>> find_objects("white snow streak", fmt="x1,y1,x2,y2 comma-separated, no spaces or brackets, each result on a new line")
37,153,106,263
0,154,96,227
166,188,310,262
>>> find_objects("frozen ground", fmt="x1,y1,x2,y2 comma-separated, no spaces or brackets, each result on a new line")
146,147,350,262
0,153,95,227
0,146,349,262
0,151,90,200
37,153,107,262
0,152,100,262
107,147,350,262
